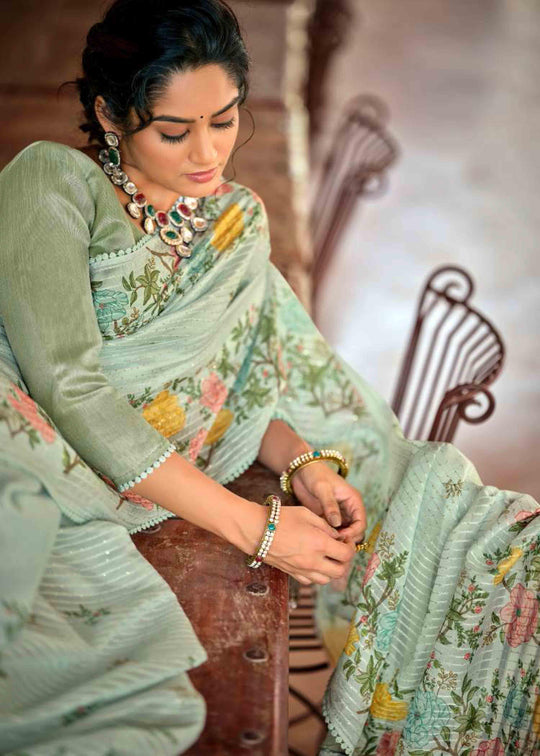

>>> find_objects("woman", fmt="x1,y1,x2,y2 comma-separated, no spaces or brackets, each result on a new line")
0,1,537,754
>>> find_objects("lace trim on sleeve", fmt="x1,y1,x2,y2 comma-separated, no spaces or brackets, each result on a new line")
117,443,176,492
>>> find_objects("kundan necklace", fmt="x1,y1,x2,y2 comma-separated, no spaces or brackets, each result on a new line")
99,131,209,259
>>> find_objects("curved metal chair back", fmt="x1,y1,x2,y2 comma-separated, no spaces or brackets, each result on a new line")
391,265,505,443
311,94,399,300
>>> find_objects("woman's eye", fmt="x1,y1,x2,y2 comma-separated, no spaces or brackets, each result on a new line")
212,118,236,130
160,131,188,144
159,118,236,143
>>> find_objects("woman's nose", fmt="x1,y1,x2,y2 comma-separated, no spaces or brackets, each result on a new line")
189,128,219,167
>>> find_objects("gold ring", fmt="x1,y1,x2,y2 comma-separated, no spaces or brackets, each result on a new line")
355,542,368,552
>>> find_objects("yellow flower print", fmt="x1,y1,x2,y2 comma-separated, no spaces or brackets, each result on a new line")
532,694,540,735
204,408,234,446
344,622,359,656
370,683,409,721
142,390,186,438
211,203,244,252
365,521,383,554
493,546,524,585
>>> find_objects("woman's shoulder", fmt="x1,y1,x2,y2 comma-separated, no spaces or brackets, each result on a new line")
0,140,99,182
0,141,107,226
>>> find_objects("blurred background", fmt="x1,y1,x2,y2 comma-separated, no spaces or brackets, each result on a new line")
1,1,539,754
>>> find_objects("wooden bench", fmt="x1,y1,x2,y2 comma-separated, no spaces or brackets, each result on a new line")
132,463,295,755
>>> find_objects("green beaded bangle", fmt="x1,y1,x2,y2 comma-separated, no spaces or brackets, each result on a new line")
279,449,349,496
246,494,281,569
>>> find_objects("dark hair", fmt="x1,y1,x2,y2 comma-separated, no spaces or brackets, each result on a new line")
74,0,250,143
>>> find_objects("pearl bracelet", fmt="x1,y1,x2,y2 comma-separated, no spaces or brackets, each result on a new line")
279,448,349,496
246,494,281,569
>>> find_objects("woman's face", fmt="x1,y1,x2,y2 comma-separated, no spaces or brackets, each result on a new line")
96,64,241,200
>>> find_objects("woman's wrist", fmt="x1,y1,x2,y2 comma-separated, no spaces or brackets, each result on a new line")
220,496,268,555
257,419,312,476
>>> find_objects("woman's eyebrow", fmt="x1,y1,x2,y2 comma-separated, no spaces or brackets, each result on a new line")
153,95,241,124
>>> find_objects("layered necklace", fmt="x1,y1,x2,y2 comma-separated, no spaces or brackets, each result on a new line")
99,131,209,259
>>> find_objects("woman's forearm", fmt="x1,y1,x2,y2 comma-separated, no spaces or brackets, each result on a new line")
130,452,267,555
257,419,312,475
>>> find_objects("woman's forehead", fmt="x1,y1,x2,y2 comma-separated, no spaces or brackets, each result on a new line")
153,64,239,121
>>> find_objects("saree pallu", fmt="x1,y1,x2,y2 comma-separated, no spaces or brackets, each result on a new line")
0,179,538,754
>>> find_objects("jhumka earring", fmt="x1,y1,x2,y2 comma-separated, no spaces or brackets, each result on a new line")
98,131,209,259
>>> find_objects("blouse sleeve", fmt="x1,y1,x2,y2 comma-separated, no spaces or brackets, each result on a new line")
0,142,174,490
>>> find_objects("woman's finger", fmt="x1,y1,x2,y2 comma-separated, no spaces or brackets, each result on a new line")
313,480,342,527
323,536,356,564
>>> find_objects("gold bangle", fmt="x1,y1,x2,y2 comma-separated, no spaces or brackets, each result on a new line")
280,449,349,496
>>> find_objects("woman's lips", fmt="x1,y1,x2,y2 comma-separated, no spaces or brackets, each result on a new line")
186,167,218,183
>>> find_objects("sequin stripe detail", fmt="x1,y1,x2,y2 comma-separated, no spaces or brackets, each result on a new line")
117,443,176,492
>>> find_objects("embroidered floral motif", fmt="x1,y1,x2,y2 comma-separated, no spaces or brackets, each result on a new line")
211,202,244,252
470,738,505,756
200,372,227,413
493,545,523,585
63,604,111,626
370,683,409,721
6,385,56,444
363,552,380,587
142,390,186,437
376,730,402,756
444,479,464,499
403,689,449,746
500,583,538,647
375,610,398,654
92,288,129,330
344,623,360,657
189,428,208,462
205,408,234,445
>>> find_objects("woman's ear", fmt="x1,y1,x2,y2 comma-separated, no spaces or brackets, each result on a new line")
94,95,117,136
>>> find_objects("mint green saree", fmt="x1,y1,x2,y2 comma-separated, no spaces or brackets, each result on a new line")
0,141,538,755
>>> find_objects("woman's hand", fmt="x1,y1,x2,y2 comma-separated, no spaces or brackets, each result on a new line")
291,462,366,544
260,504,356,586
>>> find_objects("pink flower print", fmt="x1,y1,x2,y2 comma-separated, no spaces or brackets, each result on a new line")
464,652,471,660
189,428,208,462
120,490,154,511
515,509,538,522
471,738,505,756
362,552,380,587
200,373,228,413
500,584,539,647
277,344,287,379
214,182,234,196
7,385,56,443
376,731,401,756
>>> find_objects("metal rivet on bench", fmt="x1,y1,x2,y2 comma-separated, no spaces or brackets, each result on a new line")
240,729,265,746
243,647,268,663
246,582,269,596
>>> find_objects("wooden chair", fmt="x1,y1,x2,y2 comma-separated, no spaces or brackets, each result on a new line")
311,94,399,306
391,265,505,443
288,266,506,755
